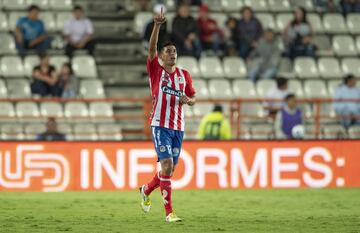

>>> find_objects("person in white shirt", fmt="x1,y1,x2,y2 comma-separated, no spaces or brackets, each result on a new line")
263,77,290,118
63,5,95,57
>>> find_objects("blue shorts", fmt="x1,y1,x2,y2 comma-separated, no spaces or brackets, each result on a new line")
151,126,184,165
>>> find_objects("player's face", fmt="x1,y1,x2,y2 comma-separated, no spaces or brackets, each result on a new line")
161,45,177,66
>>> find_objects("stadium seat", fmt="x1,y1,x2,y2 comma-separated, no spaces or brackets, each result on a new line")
16,101,40,122
192,79,209,99
221,0,244,12
80,80,105,99
98,124,123,140
322,125,347,139
24,55,40,77
72,55,97,79
304,80,328,98
133,12,152,35
24,123,46,140
317,58,343,79
276,13,292,32
40,102,63,118
0,12,9,32
327,80,342,96
6,79,31,98
294,57,319,79
0,33,17,55
0,102,16,122
313,35,333,56
1,124,24,140
164,0,176,11
9,12,27,31
26,0,49,9
199,57,224,79
2,0,26,10
232,80,257,98
39,12,56,32
49,55,69,71
278,57,293,77
208,80,232,99
210,13,227,28
193,103,213,117
268,0,291,12
347,14,360,35
308,13,324,33
251,124,274,139
203,0,222,11
256,13,276,30
256,80,276,97
243,0,268,11
0,80,8,98
73,124,98,141
177,56,201,78
56,12,72,32
223,57,247,79
292,0,314,11
64,102,89,121
348,125,360,139
1,56,25,78
288,80,304,98
49,0,73,10
89,102,114,122
323,14,348,34
332,35,357,56
356,36,360,54
57,123,73,135
341,58,360,77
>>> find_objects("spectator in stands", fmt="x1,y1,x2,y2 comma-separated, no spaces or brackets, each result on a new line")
333,74,360,129
15,5,50,57
275,94,303,139
64,5,95,57
197,104,232,140
314,0,340,12
37,118,66,141
283,7,316,59
340,0,360,16
236,6,263,59
197,4,223,55
176,0,202,6
143,4,170,53
247,29,281,82
263,77,290,118
57,63,78,98
31,54,62,97
172,4,202,57
224,17,238,56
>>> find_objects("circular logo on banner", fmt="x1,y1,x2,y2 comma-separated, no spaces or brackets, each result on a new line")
173,147,180,155
159,146,166,152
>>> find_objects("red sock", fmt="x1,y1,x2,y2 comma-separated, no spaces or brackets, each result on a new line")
144,172,160,196
160,174,172,216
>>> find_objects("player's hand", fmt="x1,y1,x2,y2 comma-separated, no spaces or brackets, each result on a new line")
179,95,190,105
154,7,166,25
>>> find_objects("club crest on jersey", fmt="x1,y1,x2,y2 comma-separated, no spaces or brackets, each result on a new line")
161,73,171,85
161,86,183,97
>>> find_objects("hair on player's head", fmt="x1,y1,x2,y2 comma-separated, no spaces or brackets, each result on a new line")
276,77,288,88
285,93,296,101
160,41,176,53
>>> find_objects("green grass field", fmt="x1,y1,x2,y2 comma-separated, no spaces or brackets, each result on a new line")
0,189,359,233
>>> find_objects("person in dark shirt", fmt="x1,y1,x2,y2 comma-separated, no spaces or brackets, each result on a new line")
31,54,62,97
171,4,202,57
236,6,263,59
37,118,66,141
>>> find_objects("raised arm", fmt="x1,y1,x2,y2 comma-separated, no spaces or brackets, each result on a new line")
148,7,166,60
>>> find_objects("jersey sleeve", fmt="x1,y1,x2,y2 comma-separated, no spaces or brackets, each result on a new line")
146,55,160,81
184,70,196,97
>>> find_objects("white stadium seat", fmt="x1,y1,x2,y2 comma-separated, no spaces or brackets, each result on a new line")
256,80,276,97
292,0,314,11
341,58,360,77
3,0,26,10
89,102,114,122
276,13,292,32
221,0,244,12
40,102,63,118
323,14,348,34
9,12,27,31
232,80,257,98
348,126,360,139
0,102,16,122
327,80,342,96
1,56,25,78
304,80,328,98
1,124,24,140
203,0,222,11
317,58,343,79
251,124,274,139
322,125,347,139
72,55,97,79
223,57,247,79
49,55,69,71
27,0,49,9
208,80,233,99
193,103,213,117
64,102,89,121
24,123,46,140
210,13,227,27
16,101,41,122
177,56,201,78
332,35,357,56
134,12,152,35
347,14,360,35
244,0,268,11
74,124,98,141
39,11,56,32
98,124,123,140
0,12,9,32
6,79,31,98
199,57,224,79
24,55,40,77
80,80,105,99
49,0,72,10
192,79,209,99
0,33,17,55
56,12,72,32
308,13,324,33
256,13,276,30
268,0,291,12
294,57,319,79
0,80,8,98
288,80,304,98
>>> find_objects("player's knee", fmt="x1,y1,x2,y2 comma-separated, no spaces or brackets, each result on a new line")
161,158,173,176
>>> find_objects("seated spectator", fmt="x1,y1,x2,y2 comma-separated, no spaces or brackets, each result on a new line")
143,4,170,52
340,0,360,16
37,118,66,141
64,5,95,57
224,17,238,56
283,7,316,59
333,74,360,129
58,63,78,98
236,7,263,59
176,0,202,6
197,4,223,55
247,29,281,82
172,4,202,57
15,5,50,57
275,94,303,139
197,104,232,140
263,77,290,118
31,54,62,97
314,0,340,12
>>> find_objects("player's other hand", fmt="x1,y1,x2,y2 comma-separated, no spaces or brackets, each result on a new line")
154,7,166,25
179,95,190,105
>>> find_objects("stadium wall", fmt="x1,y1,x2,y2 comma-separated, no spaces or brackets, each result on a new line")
0,141,359,192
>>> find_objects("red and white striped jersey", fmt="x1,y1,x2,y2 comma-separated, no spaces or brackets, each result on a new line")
147,56,196,131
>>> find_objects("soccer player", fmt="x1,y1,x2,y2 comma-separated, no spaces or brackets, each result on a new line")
139,8,196,222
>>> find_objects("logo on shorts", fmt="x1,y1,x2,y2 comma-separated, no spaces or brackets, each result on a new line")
159,146,166,152
173,148,180,155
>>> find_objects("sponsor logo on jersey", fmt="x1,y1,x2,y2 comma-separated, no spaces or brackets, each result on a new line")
161,86,183,97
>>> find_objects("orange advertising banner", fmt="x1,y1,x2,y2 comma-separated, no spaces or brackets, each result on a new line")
0,141,359,192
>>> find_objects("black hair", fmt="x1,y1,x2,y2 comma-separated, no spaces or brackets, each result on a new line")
285,93,296,101
38,53,48,60
73,5,83,11
291,7,308,26
28,4,40,12
62,62,74,75
343,74,355,85
276,77,288,88
159,41,176,52
213,104,223,113
240,6,253,16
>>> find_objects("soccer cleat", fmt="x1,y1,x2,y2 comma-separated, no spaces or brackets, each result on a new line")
139,185,151,213
165,213,182,222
